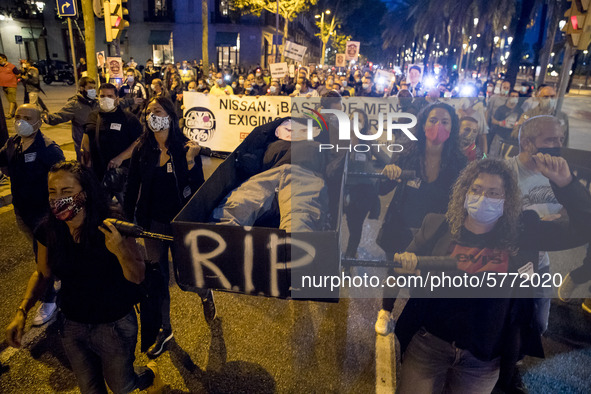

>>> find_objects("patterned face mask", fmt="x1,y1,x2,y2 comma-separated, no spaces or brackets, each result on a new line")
147,113,170,132
49,191,86,221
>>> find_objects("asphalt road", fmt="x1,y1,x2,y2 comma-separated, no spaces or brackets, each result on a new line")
1,84,591,393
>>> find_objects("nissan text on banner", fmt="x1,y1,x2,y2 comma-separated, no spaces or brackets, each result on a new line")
183,92,291,152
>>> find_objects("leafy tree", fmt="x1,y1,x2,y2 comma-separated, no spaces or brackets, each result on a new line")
234,0,318,61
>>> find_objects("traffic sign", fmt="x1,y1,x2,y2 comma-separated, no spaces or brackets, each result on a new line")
56,0,77,17
15,35,23,44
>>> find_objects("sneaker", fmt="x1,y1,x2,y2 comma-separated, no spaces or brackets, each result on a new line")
558,273,579,303
202,291,217,324
146,361,164,394
146,328,173,358
32,302,57,326
582,299,591,315
375,309,392,336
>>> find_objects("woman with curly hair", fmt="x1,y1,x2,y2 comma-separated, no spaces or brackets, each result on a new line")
394,157,591,393
375,102,467,335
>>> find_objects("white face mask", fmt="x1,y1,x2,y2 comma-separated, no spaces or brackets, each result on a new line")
151,84,157,91
295,84,302,91
269,86,277,94
86,89,97,99
127,76,134,83
147,113,170,132
15,119,38,137
508,97,519,106
342,81,347,87
99,97,116,112
217,79,223,85
362,83,370,90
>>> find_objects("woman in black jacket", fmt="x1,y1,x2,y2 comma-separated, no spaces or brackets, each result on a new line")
375,102,467,335
394,158,591,393
124,96,214,359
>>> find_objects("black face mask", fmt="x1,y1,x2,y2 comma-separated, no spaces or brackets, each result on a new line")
537,147,561,157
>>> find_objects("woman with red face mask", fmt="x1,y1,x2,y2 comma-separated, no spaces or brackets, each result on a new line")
374,103,467,336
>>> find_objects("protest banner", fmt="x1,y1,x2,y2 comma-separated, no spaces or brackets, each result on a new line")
183,92,291,152
96,51,105,69
270,62,288,79
375,69,395,85
335,53,347,67
106,57,123,78
345,41,360,61
284,40,307,62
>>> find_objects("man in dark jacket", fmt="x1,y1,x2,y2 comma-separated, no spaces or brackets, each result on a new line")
42,77,98,161
82,83,142,202
0,104,65,326
19,59,48,112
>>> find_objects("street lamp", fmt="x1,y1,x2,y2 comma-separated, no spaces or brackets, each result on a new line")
559,20,566,30
474,17,479,26
507,37,513,45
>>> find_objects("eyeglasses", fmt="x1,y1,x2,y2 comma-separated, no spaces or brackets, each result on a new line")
468,186,505,199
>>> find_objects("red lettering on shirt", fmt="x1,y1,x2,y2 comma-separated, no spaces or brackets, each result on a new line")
448,244,509,274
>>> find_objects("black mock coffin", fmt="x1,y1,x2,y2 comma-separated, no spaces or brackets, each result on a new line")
171,118,344,300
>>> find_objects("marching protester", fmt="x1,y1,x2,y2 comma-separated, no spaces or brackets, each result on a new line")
5,161,163,393
0,104,65,326
210,72,233,95
512,85,569,147
42,77,98,162
375,102,466,335
82,83,142,204
150,78,170,100
395,157,591,393
143,59,159,86
0,53,19,119
119,68,147,116
489,90,523,149
124,97,215,358
458,116,483,162
19,59,49,113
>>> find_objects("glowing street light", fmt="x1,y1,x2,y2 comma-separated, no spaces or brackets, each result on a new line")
507,37,513,45
474,18,479,26
559,20,566,30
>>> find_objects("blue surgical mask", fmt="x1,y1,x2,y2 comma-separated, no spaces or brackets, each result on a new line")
464,193,504,225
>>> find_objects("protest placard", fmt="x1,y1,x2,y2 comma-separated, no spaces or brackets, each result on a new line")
183,93,291,152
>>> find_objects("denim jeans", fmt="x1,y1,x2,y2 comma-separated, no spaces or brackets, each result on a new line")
212,164,327,232
398,327,500,394
59,312,154,394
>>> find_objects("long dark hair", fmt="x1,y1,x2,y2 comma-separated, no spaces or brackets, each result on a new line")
44,161,117,269
138,96,186,153
401,102,465,177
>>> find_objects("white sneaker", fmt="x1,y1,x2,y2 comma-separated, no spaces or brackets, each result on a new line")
32,302,57,326
375,309,392,336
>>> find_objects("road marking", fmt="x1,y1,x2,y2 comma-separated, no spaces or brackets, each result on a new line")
0,322,50,364
375,332,395,393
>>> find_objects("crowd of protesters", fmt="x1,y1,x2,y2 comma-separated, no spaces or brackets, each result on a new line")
2,53,591,394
